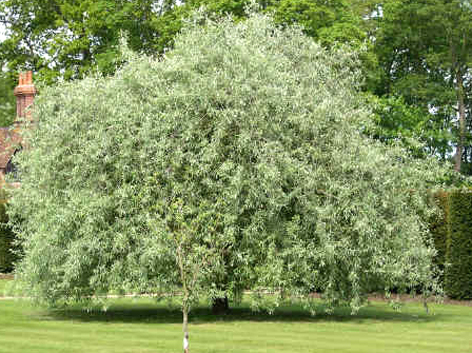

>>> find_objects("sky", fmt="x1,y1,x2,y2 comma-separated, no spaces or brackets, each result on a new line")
0,23,6,42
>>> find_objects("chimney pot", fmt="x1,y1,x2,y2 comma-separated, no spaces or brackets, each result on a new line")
26,71,32,85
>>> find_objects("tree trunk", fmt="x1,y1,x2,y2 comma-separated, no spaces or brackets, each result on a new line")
211,296,229,315
454,70,466,173
183,308,189,353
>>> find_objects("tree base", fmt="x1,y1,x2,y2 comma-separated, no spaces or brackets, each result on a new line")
211,297,229,315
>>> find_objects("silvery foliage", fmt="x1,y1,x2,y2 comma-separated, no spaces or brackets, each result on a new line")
8,9,448,312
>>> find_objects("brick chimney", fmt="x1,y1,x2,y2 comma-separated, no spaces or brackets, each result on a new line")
13,71,36,125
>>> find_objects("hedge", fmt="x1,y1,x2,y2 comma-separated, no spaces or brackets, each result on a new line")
445,190,472,299
0,200,16,273
430,191,449,282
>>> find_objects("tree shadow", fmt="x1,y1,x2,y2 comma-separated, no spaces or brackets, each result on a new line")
37,298,442,325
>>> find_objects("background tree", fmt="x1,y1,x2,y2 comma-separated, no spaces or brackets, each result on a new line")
0,72,15,126
0,0,184,83
373,0,472,172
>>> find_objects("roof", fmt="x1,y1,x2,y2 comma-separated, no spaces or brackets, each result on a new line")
0,127,21,170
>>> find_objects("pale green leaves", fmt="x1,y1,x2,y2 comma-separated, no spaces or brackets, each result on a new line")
9,10,448,313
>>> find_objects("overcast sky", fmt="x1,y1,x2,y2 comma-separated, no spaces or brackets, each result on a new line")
0,24,6,42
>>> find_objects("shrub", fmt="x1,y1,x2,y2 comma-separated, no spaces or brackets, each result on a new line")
0,201,16,273
445,189,472,299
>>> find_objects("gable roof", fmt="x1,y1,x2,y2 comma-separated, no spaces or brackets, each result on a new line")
0,127,21,170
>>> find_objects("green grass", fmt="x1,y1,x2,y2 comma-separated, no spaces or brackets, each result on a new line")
1,278,472,353
0,278,11,295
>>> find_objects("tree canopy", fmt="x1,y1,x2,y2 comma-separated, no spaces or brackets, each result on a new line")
1,0,472,175
372,0,472,171
0,72,15,126
8,8,449,351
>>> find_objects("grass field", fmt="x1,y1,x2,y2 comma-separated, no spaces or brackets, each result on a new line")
0,279,7,294
1,278,472,353
0,276,13,294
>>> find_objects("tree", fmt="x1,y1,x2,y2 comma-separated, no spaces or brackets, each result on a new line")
0,0,184,83
0,72,15,127
369,95,454,159
373,0,472,172
1,0,379,315
8,9,449,352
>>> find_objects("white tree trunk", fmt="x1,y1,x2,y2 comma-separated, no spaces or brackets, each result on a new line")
183,308,189,353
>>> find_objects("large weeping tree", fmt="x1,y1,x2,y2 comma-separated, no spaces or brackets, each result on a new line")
8,8,449,352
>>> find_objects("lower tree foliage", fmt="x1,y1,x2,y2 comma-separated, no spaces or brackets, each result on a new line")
8,10,449,351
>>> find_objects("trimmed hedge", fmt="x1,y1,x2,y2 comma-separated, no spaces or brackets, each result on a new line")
430,190,472,299
0,201,16,273
430,191,449,281
445,190,472,299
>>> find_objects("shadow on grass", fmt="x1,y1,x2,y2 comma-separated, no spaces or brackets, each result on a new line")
40,299,439,326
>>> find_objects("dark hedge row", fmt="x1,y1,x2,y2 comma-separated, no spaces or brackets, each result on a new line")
0,200,16,273
445,190,472,299
430,192,449,284
432,190,472,299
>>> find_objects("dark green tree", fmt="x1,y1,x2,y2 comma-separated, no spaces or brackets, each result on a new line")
0,0,183,83
0,72,15,127
373,0,472,172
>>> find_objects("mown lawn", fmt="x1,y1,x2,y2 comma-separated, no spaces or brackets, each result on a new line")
1,278,471,353
0,278,8,294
